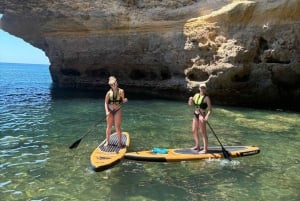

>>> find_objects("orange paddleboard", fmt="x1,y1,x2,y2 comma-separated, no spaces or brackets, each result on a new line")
90,132,130,171
125,146,260,162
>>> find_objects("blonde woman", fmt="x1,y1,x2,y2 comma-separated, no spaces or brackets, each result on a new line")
104,76,128,147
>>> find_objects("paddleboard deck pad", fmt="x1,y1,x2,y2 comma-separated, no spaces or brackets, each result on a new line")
125,146,259,162
90,132,130,171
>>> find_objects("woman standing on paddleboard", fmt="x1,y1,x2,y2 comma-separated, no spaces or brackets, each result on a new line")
188,83,212,153
104,76,128,147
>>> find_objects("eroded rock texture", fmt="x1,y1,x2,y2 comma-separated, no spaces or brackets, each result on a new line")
0,0,299,110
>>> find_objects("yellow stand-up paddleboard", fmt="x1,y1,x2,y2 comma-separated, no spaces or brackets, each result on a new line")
90,132,130,172
125,146,259,162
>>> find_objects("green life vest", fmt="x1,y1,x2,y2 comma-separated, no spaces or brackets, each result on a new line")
193,94,207,109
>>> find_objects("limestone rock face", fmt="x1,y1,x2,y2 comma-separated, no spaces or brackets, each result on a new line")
1,0,299,110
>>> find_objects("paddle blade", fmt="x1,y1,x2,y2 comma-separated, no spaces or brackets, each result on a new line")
69,139,82,149
222,148,232,161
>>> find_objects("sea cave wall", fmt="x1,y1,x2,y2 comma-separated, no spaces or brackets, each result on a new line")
0,0,299,110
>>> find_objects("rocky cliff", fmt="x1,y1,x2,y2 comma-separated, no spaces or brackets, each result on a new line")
0,0,299,111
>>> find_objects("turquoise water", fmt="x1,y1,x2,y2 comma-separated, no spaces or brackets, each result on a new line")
0,63,299,201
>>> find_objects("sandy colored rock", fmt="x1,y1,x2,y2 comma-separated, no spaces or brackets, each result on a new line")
0,0,299,110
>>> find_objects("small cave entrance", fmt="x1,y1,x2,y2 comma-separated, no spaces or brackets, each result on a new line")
186,68,209,82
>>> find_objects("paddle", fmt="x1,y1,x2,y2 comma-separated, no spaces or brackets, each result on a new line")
199,111,232,161
69,106,121,149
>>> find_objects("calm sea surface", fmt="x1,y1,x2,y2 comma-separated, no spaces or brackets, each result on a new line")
0,62,299,201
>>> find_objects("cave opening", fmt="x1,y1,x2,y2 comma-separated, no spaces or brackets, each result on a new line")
0,14,49,65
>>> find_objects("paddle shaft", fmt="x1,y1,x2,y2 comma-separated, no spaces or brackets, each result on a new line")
69,106,121,149
206,121,225,149
199,110,232,160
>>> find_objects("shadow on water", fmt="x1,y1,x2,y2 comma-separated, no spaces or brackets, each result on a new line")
50,85,105,99
49,85,180,101
49,83,300,113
